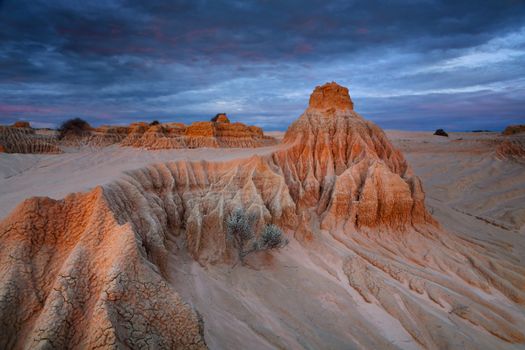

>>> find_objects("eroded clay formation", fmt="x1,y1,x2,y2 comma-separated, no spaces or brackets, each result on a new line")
0,124,61,154
120,117,275,149
1,115,275,153
1,83,524,349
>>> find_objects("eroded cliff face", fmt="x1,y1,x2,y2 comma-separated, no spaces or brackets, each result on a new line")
1,83,524,349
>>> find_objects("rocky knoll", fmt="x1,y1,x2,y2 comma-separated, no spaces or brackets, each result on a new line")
0,125,61,154
1,83,524,349
274,82,434,232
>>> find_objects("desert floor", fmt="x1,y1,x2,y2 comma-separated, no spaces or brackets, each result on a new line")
1,131,524,349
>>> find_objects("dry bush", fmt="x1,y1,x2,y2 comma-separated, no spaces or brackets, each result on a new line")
58,118,91,139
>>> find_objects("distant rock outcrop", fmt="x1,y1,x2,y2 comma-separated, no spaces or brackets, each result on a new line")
434,128,449,137
503,124,525,135
121,119,275,149
2,115,275,152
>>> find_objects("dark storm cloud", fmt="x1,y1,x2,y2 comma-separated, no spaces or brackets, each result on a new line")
0,0,524,130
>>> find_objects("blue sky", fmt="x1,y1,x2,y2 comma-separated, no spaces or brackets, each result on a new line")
0,0,524,131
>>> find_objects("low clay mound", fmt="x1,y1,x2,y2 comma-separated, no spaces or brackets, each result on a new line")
1,83,524,349
119,122,150,147
502,124,525,135
496,135,525,161
86,125,130,147
0,125,61,154
122,124,187,149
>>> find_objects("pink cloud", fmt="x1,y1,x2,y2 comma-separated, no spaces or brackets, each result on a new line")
184,28,218,41
0,104,59,114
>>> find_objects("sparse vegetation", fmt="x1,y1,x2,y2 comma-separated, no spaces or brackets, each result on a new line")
226,208,286,264
150,120,160,126
226,208,255,262
58,118,91,139
433,128,449,137
260,224,284,249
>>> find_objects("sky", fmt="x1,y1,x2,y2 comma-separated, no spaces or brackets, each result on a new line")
0,0,524,131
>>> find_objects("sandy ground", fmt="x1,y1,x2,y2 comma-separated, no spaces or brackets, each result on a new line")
387,131,525,236
1,131,524,349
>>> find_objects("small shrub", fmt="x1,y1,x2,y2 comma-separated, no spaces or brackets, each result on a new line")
58,118,91,139
260,224,284,249
226,208,255,261
226,209,286,264
433,128,448,137
150,120,160,126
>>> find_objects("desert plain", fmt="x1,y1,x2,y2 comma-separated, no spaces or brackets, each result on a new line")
0,83,525,349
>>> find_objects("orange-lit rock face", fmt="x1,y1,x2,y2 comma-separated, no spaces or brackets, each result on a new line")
308,81,354,111
0,189,207,349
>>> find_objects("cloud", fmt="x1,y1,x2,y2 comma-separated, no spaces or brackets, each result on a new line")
0,0,524,130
